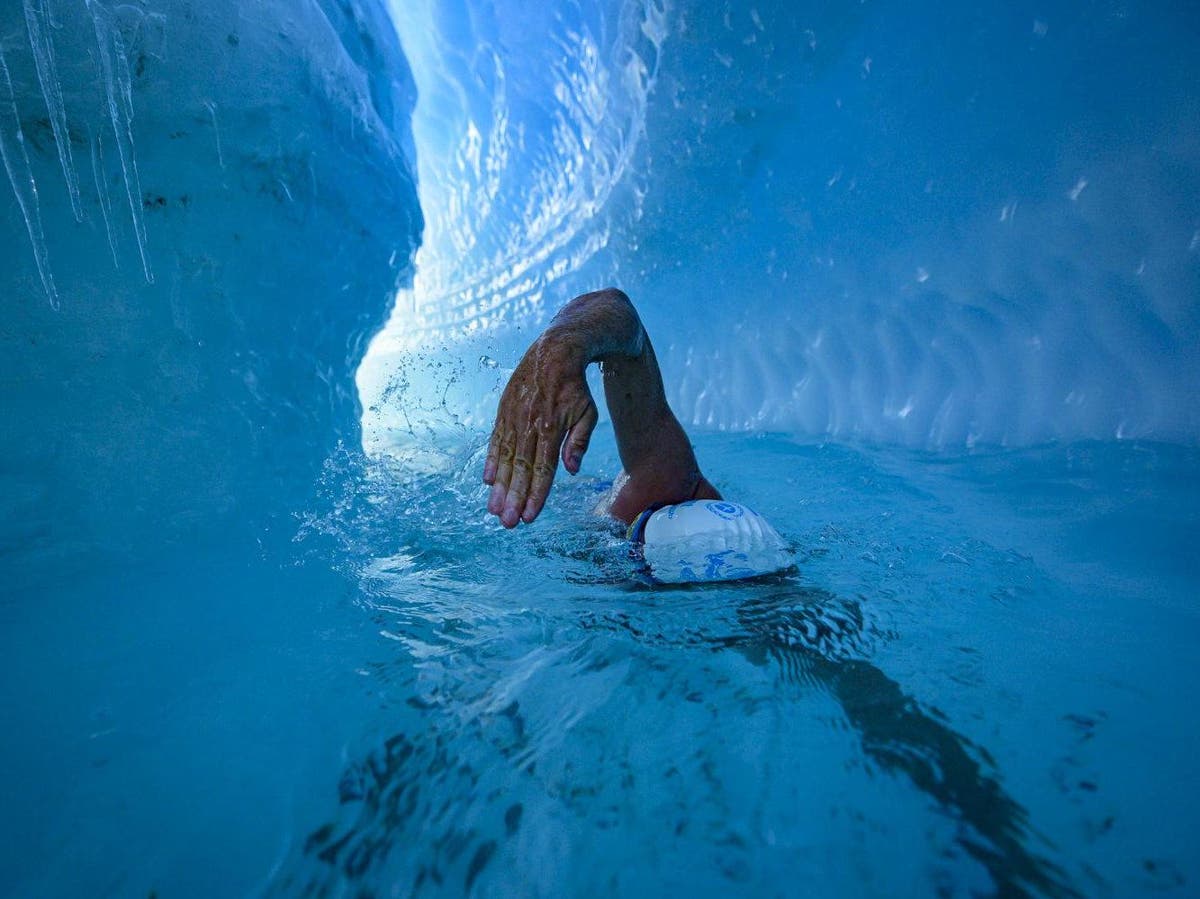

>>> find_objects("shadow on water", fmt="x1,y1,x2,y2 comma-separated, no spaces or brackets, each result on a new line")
280,572,1078,898
723,588,1079,899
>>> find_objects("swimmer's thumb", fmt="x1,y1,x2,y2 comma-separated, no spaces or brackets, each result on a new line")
562,402,598,474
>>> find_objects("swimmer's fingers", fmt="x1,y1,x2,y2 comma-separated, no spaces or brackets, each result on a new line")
483,426,502,485
487,425,516,516
561,401,598,475
522,432,562,524
500,429,538,528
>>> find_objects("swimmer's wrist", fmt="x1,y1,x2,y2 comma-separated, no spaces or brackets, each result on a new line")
547,288,644,364
538,327,590,373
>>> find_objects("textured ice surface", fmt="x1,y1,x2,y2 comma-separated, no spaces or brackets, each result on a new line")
1,2,420,894
0,0,421,556
358,0,668,451
361,0,1200,451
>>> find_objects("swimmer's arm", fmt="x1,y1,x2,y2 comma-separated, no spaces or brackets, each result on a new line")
484,288,717,527
590,293,721,522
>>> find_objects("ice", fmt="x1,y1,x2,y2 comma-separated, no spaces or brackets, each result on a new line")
0,0,422,555
85,0,153,282
361,0,1200,452
88,125,119,265
23,0,82,221
0,43,58,308
1,2,1198,896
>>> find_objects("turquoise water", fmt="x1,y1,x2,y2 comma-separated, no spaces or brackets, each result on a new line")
311,433,1198,898
4,428,1197,896
289,433,1200,896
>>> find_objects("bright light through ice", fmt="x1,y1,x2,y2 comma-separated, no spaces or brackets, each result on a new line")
356,0,666,455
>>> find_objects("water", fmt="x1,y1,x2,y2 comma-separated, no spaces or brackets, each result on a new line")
234,432,1200,896
3,429,1197,896
3,0,1199,896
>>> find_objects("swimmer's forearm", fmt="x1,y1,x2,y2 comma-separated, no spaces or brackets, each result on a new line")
543,288,646,366
543,287,674,431
545,289,701,517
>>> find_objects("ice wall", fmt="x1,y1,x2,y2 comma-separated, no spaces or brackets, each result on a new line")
362,0,1200,451
357,0,666,456
0,0,421,557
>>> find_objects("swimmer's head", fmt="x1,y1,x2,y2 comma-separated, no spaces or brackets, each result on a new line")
630,500,793,584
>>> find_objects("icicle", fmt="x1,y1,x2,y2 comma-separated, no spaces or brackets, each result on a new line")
23,0,83,222
205,99,225,170
85,0,153,284
90,126,119,267
0,44,60,309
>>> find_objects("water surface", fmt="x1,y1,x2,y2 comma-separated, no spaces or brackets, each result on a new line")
274,431,1199,897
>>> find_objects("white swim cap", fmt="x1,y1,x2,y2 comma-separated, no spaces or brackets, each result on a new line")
628,500,793,584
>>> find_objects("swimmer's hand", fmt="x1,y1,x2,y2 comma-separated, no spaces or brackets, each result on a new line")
483,336,598,528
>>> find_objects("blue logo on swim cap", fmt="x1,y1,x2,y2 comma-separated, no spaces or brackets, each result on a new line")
706,501,744,521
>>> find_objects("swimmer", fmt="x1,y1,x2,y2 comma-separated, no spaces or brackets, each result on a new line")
483,287,720,527
483,288,793,583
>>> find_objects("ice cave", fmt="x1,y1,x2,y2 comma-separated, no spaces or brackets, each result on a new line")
2,1,1197,896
